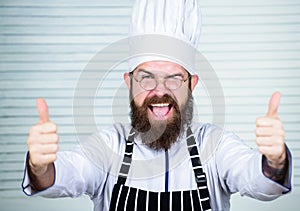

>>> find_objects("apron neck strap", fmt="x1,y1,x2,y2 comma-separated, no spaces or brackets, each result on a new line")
116,128,135,184
186,127,209,189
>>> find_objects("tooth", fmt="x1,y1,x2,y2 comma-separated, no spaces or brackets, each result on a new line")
151,103,169,107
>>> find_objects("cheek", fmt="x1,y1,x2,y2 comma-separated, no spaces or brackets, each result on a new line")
130,85,149,106
173,88,189,108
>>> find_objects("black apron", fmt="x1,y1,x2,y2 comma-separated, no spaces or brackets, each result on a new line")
109,127,211,211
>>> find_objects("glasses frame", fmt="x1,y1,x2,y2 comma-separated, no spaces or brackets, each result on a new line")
129,71,191,91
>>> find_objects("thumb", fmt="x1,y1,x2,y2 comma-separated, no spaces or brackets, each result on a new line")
36,98,50,123
267,92,281,118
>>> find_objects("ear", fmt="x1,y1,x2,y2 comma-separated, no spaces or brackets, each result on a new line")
124,72,131,90
190,74,199,92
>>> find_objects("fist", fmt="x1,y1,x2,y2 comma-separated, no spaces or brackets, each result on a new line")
27,98,59,175
256,92,286,167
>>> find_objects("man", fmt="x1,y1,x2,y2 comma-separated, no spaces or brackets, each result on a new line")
22,0,292,210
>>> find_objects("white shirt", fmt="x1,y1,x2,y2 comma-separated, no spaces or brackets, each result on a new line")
22,123,292,211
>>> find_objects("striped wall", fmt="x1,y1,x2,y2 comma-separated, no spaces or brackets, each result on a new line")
0,0,299,210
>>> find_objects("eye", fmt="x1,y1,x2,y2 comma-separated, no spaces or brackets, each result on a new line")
167,75,184,81
141,74,154,79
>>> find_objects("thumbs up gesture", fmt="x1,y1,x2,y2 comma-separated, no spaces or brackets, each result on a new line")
256,92,286,168
27,98,59,177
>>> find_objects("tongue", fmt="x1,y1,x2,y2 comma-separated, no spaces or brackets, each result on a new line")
152,106,169,117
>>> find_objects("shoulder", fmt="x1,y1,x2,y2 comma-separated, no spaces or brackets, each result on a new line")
190,122,246,162
191,122,243,145
77,123,131,166
81,123,131,148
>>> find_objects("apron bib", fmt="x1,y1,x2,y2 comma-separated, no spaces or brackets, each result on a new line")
109,127,211,211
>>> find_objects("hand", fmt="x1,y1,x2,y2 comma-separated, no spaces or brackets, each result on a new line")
27,98,59,176
256,92,286,169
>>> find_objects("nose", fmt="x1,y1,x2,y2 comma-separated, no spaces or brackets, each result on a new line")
151,79,169,97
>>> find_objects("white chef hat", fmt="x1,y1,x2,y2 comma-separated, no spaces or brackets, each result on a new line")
128,0,202,74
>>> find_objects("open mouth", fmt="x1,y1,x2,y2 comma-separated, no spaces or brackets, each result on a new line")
148,103,174,117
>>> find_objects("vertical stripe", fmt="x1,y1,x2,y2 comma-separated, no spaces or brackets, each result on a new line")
115,185,123,211
134,188,139,211
170,191,172,211
160,192,170,211
148,191,158,211
109,184,121,211
158,192,161,211
190,190,195,211
146,191,149,211
124,187,131,210
192,190,201,211
137,189,147,210
183,191,192,211
165,149,169,192
171,191,181,211
117,185,129,211
126,188,137,211
181,191,184,211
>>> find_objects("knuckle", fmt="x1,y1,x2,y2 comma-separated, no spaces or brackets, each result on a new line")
256,137,262,145
53,134,59,143
27,137,33,145
51,154,57,162
274,146,283,156
51,123,58,132
274,119,283,128
53,144,59,152
278,129,285,137
256,117,264,125
29,154,38,165
29,126,38,135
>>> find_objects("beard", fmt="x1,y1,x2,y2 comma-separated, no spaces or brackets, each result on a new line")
130,92,194,151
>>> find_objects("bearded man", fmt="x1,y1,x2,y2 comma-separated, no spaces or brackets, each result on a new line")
22,0,292,210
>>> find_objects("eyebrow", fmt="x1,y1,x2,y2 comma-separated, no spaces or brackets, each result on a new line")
136,68,185,78
136,69,154,75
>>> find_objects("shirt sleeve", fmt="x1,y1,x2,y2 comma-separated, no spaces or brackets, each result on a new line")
21,124,127,200
21,148,107,199
215,131,292,201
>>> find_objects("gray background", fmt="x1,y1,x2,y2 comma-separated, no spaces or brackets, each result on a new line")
0,0,299,210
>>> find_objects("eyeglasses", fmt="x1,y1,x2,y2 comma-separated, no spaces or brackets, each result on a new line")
130,71,190,91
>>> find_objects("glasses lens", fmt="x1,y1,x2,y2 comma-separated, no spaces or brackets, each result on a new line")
165,78,181,90
140,78,157,90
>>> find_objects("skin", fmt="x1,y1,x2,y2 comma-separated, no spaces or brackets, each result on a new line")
124,61,199,109
27,61,287,191
256,92,287,169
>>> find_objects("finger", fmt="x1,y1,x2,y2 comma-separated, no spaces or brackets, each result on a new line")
267,92,281,118
256,117,283,128
36,98,50,124
29,153,57,167
256,127,274,137
256,117,272,127
30,122,57,135
256,136,284,147
28,133,59,145
256,137,273,146
29,144,59,155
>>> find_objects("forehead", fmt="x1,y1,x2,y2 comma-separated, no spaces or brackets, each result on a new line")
134,61,188,75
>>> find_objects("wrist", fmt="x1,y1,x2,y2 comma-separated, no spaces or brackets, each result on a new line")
27,154,48,177
262,155,287,183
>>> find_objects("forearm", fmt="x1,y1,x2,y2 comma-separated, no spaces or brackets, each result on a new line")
262,153,288,185
26,153,55,192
